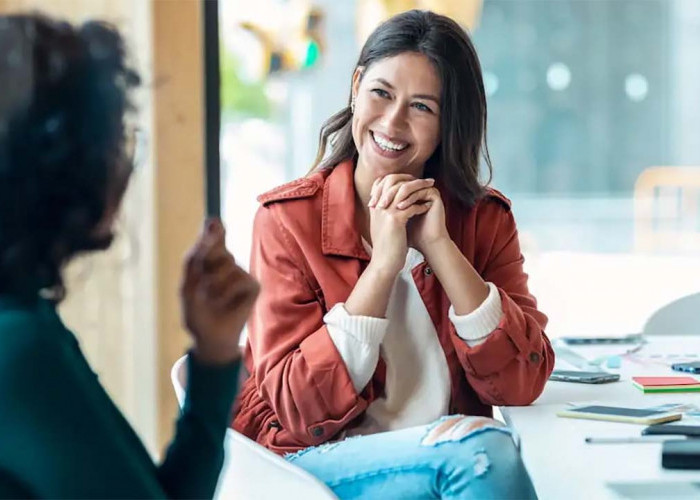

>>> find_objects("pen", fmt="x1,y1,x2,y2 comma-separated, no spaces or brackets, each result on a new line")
585,436,687,444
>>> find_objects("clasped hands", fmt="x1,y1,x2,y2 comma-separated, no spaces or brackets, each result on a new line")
366,174,449,276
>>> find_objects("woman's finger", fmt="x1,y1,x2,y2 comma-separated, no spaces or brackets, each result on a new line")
401,201,433,220
201,247,233,273
377,183,403,208
188,218,227,265
393,179,435,208
382,173,417,185
369,174,415,208
379,177,432,208
212,271,260,311
203,260,240,297
368,177,384,207
396,185,438,209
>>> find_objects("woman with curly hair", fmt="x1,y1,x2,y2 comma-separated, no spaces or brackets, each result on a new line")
0,13,258,498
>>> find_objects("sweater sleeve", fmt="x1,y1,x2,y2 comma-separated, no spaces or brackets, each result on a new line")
0,311,239,499
449,282,503,347
325,303,388,392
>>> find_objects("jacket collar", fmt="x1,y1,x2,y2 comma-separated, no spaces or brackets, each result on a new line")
321,159,371,261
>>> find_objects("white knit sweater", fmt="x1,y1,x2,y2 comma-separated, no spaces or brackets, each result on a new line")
324,245,503,436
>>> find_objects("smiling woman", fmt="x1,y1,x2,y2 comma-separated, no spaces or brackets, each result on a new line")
233,9,551,499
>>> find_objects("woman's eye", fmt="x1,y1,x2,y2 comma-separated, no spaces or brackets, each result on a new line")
413,102,433,113
371,88,390,98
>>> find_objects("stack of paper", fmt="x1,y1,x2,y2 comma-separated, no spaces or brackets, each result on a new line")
632,376,700,393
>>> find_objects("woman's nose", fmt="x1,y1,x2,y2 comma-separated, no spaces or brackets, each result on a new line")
380,101,408,131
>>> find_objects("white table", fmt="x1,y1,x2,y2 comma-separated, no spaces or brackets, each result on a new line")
501,336,700,499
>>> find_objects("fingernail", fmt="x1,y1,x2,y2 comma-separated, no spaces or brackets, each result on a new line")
427,178,435,183
206,218,222,234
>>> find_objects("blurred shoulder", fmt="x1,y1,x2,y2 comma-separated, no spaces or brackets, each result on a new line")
253,169,332,232
256,169,328,207
0,306,47,376
0,302,64,371
479,187,512,213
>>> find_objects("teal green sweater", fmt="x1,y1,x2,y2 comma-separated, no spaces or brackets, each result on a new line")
0,296,240,499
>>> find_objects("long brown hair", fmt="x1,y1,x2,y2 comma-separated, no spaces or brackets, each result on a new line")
311,9,492,207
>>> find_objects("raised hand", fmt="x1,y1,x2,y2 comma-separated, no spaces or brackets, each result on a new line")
180,218,259,365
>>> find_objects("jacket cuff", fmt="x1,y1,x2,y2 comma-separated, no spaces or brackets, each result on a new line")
453,289,541,377
299,326,369,442
449,282,503,346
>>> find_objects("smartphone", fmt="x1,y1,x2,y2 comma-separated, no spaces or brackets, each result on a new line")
671,361,700,374
549,370,620,384
560,333,643,345
557,405,683,425
662,439,700,469
643,424,700,437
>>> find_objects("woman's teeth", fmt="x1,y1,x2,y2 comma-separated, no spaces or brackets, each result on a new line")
372,132,407,152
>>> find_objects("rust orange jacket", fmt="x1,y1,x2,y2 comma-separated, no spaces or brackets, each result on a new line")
233,159,554,455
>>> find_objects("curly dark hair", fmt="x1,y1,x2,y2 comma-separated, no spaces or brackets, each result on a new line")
0,13,140,302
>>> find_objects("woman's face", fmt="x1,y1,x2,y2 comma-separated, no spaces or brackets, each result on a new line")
351,51,442,180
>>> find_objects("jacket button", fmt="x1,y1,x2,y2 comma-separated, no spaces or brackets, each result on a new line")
424,267,433,276
311,426,324,437
529,352,540,363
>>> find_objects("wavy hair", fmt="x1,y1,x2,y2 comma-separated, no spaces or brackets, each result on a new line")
311,9,492,206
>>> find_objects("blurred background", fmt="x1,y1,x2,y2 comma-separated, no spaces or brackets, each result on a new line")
217,0,700,340
1,0,698,458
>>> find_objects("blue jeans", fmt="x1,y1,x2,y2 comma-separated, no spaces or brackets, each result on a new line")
286,415,537,500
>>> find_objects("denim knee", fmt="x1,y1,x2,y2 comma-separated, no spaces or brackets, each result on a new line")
419,416,536,498
420,415,513,448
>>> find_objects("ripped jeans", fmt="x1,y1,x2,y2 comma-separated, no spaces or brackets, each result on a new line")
285,416,537,500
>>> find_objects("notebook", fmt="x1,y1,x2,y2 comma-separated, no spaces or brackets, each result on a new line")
632,376,700,393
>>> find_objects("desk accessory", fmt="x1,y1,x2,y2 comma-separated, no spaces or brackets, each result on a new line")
642,424,700,437
632,376,700,394
557,405,682,425
586,435,685,444
662,439,700,469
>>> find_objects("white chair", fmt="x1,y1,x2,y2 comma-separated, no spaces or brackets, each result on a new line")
171,355,337,500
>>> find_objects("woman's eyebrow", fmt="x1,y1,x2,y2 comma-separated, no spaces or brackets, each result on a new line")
371,77,440,104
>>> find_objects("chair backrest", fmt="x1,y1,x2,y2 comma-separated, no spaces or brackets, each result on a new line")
642,293,700,336
170,355,338,500
171,355,188,407
634,166,700,253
